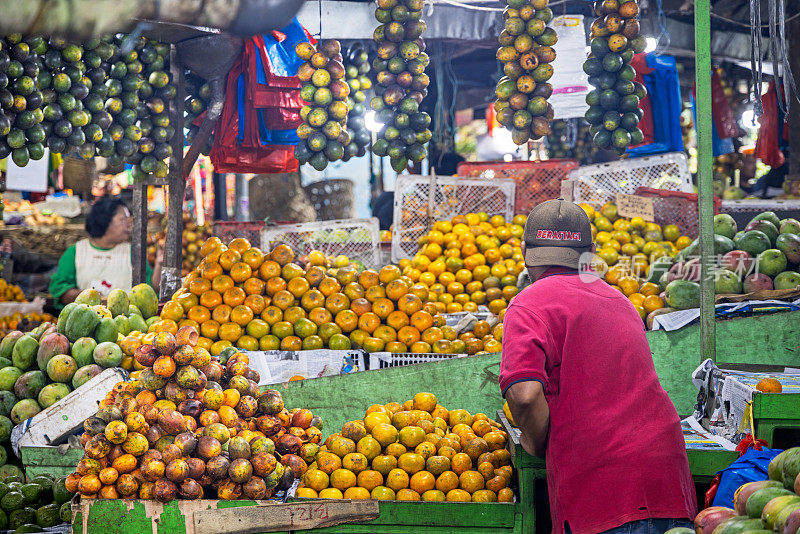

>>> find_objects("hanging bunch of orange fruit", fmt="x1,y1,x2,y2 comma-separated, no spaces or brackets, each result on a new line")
297,392,515,502
152,237,497,355
398,212,527,320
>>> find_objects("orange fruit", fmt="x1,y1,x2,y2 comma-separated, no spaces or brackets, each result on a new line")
218,322,243,342
230,305,254,326
385,468,410,491
342,452,369,474
370,486,396,500
328,437,356,458
302,469,330,492
397,452,425,474
372,455,397,477
446,488,472,502
329,468,357,490
371,423,399,448
459,470,485,493
223,287,246,307
409,471,435,494
318,487,343,499
342,486,370,499
498,487,514,502
316,453,342,475
396,488,421,501
756,378,782,393
356,470,384,492
643,294,665,313
472,489,497,502
451,453,472,475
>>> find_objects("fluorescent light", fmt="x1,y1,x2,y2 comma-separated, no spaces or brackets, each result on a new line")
740,108,756,128
364,110,384,133
645,37,657,53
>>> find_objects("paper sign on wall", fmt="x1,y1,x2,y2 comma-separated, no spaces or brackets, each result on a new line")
616,193,654,221
6,150,49,192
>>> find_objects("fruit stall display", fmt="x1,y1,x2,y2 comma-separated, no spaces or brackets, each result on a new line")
583,0,646,152
1,200,69,227
369,0,432,172
494,0,558,145
69,326,320,501
684,447,800,534
0,284,159,465
296,392,514,502
146,211,213,277
154,237,503,356
0,471,76,531
654,211,800,311
0,312,56,340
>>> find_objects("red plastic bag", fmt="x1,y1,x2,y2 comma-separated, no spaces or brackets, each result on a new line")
631,54,655,147
710,70,737,139
755,82,786,167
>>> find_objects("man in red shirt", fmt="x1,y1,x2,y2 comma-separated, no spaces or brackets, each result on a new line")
500,199,696,534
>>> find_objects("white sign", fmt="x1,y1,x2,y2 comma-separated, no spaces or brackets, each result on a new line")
6,150,49,192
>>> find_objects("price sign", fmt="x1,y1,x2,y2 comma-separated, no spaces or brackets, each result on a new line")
615,193,655,221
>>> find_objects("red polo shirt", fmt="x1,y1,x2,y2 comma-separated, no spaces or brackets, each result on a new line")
499,268,696,534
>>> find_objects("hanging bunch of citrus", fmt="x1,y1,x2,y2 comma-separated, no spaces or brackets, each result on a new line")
341,42,372,161
297,392,515,502
494,0,557,145
582,0,646,153
294,39,350,171
370,0,432,171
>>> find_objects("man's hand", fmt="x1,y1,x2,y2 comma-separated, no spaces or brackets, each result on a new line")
506,380,550,457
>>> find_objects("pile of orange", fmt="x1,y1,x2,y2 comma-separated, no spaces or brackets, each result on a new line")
0,311,56,335
297,392,515,502
0,279,26,302
149,237,492,356
398,213,527,320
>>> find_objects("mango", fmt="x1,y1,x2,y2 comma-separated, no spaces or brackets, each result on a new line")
55,303,77,336
0,332,23,361
128,314,147,334
38,383,71,409
74,289,101,306
114,315,131,336
93,342,123,368
10,399,41,425
37,333,70,372
11,335,39,370
0,367,22,392
70,337,97,368
46,354,78,384
72,365,102,389
13,370,46,400
93,317,118,344
64,305,101,342
129,284,158,319
107,289,130,318
0,391,16,416
128,305,142,317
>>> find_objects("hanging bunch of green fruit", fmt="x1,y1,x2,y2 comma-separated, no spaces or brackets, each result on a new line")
0,35,47,166
494,0,557,145
582,0,646,153
546,119,598,163
369,0,432,172
184,73,212,156
341,43,372,162
294,39,350,171
121,37,175,181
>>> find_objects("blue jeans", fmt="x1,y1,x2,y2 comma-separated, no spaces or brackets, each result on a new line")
567,518,694,534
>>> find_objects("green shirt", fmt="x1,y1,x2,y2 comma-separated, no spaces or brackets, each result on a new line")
49,242,154,309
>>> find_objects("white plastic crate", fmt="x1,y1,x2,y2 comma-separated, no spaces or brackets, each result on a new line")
391,175,516,263
261,218,381,269
368,352,466,370
569,152,693,208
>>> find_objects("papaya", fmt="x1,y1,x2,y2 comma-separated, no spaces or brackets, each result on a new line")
762,495,800,530
712,517,764,534
106,289,130,318
769,450,789,481
93,317,118,344
74,289,101,307
11,336,38,371
55,303,77,336
780,447,800,490
0,333,23,361
129,284,158,319
746,487,794,518
64,305,100,343
734,480,783,515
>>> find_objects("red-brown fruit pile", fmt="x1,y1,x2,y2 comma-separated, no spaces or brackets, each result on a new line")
64,325,322,502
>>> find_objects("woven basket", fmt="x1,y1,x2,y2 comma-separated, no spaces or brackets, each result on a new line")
304,179,354,221
249,173,316,223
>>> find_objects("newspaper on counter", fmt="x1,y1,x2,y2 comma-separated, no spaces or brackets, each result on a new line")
652,299,800,331
245,349,364,386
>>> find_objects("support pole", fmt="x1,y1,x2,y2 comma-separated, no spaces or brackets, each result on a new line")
131,181,147,285
160,46,186,301
695,0,716,361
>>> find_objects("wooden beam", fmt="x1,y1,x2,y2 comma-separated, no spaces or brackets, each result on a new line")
788,16,800,176
131,181,147,285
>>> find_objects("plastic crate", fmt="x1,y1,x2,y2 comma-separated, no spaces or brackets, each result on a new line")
261,217,381,269
368,352,466,370
391,175,516,263
633,187,721,239
213,221,266,246
720,198,800,214
457,159,579,215
569,152,693,208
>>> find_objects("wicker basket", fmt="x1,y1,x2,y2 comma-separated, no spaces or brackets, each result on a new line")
304,179,354,221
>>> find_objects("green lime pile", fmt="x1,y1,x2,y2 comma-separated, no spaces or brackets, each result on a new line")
583,0,647,153
294,39,351,171
494,0,557,145
0,469,76,531
341,43,372,161
369,0,432,172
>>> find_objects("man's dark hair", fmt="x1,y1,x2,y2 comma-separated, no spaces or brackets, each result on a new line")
85,197,128,238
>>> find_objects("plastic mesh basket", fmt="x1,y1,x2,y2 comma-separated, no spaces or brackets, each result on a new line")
391,175,516,263
457,159,579,215
570,152,693,208
633,187,720,239
367,352,465,370
213,221,266,246
260,218,381,268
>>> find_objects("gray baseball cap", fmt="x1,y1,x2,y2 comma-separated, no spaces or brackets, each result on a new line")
523,199,592,269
